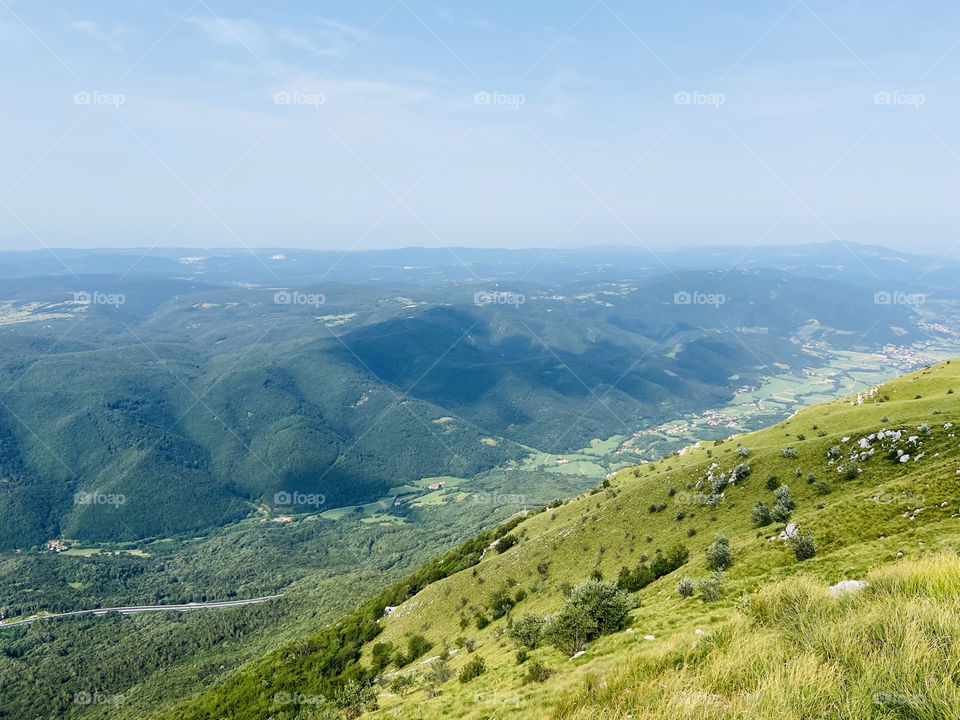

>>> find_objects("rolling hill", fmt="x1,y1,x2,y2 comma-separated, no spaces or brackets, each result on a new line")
0,264,941,548
158,358,960,720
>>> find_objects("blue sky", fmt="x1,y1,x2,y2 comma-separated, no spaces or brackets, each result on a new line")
0,0,958,254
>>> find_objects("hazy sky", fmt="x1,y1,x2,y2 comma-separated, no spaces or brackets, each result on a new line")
0,1,958,256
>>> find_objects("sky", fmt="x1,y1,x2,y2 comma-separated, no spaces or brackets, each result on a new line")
0,0,958,256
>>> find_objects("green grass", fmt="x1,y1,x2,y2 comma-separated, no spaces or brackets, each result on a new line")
349,359,960,720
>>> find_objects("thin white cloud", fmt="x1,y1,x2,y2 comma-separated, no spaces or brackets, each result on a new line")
436,7,492,28
70,20,137,51
188,16,364,57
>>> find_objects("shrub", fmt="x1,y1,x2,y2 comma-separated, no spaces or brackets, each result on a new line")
458,656,486,684
523,658,554,684
771,503,792,523
545,579,635,654
813,478,832,495
752,501,773,527
827,445,842,460
488,589,515,619
774,484,795,511
732,463,751,481
475,613,490,630
497,534,518,553
737,446,750,458
335,681,379,718
697,571,725,602
788,530,818,560
405,635,432,664
389,674,416,698
510,613,545,649
371,642,394,673
782,446,797,458
766,475,779,490
710,474,727,496
515,648,529,664
424,649,453,687
676,576,696,598
706,534,733,571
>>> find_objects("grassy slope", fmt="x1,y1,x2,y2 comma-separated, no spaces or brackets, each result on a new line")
356,359,960,719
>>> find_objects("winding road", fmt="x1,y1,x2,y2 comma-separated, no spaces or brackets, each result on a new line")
0,594,284,629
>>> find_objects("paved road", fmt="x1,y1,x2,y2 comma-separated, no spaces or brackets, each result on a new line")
0,595,284,628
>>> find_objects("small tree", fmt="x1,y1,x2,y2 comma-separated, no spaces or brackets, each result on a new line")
752,501,773,527
458,656,486,684
697,571,725,602
424,648,453,695
788,530,817,560
405,634,432,664
774,484,795,510
705,534,733,571
523,658,554,684
676,576,696,598
488,589,515,619
371,642,394,673
545,579,634,654
509,613,545,649
389,674,416,698
335,680,378,719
